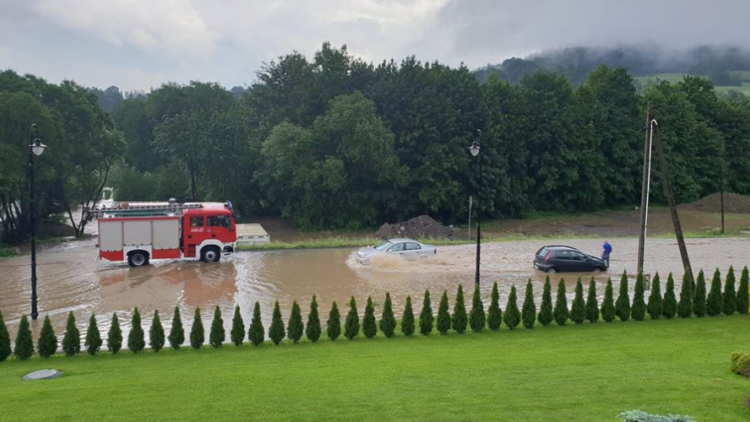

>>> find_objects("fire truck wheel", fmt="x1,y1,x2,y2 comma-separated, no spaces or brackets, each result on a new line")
128,251,149,267
201,247,220,263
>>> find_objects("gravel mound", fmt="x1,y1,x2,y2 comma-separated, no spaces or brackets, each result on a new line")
678,193,750,213
374,215,460,240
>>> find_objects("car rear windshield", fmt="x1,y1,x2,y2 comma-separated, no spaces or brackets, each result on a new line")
536,248,549,259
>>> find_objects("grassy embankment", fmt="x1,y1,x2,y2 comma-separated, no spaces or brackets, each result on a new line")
1,316,748,421
634,71,750,96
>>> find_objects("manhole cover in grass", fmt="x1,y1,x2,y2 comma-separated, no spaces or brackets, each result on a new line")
23,369,63,381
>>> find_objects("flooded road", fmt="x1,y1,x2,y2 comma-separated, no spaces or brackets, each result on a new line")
1,236,748,342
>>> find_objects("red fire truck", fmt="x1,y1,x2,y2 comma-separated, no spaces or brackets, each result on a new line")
94,201,238,267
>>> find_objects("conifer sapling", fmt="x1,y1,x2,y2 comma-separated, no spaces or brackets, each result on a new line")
306,296,322,343
616,271,630,322
327,301,341,341
401,296,415,336
38,315,57,358
14,315,33,361
169,306,185,350
553,279,569,326
470,285,486,332
662,273,677,319
63,311,81,356
601,279,615,323
677,272,693,319
693,270,707,317
190,307,205,349
209,306,225,348
503,284,521,330
127,308,145,353
707,269,723,316
437,290,452,334
269,301,285,345
108,313,122,354
419,290,434,336
487,281,502,330
631,273,646,321
521,279,536,329
538,276,553,327
85,314,102,356
379,293,396,338
150,310,165,352
249,302,265,346
585,277,599,323
570,278,585,324
452,285,468,334
737,266,749,315
0,310,11,362
287,301,304,343
723,266,737,315
647,273,663,320
230,305,245,346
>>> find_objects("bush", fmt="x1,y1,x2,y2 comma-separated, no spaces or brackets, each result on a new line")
632,273,646,321
706,269,723,316
677,273,693,319
487,282,502,330
379,292,396,338
538,276,553,327
306,296,322,342
662,273,677,319
601,278,616,323
150,310,165,352
63,311,81,357
616,271,631,322
327,301,341,341
723,266,737,315
209,306,225,348
0,310,10,362
230,305,245,346
127,308,145,354
344,297,359,340
269,301,285,345
419,290,433,336
38,316,57,358
288,301,304,343
436,291,451,334
85,314,102,356
249,302,265,346
522,279,536,329
363,297,377,339
585,277,599,323
616,410,695,422
14,315,33,360
730,352,750,376
190,307,205,349
401,296,415,336
554,279,569,326
452,285,468,334
692,270,707,317
570,278,585,324
738,266,749,314
647,273,663,320
107,313,122,354
503,285,521,330
168,306,185,350
470,285,486,332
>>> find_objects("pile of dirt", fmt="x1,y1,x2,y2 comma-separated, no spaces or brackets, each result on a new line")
374,215,461,240
678,193,750,214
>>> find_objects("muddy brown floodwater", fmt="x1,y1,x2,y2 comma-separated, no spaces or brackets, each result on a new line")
1,236,748,343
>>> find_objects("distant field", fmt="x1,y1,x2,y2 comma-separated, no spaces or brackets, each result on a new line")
634,73,690,85
715,83,750,96
635,72,750,96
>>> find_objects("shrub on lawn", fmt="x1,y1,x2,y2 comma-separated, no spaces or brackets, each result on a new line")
616,271,630,322
677,273,693,319
487,282,502,330
344,297,359,340
326,301,341,341
632,273,646,321
437,291,451,334
210,306,225,348
249,302,265,346
616,410,695,422
38,316,57,358
470,285,486,332
693,270,707,317
288,301,304,343
586,277,599,323
363,297,377,339
504,284,521,330
419,290,433,336
663,273,677,319
452,285,468,334
730,352,750,376
14,315,33,360
602,278,616,323
269,301,285,345
150,310,165,352
379,292,396,338
85,314,102,356
127,308,145,354
63,311,81,356
723,266,737,315
306,296,322,343
231,305,245,346
401,296,415,336
570,278,585,325
0,310,10,362
107,313,122,354
554,279,569,326
707,269,723,316
738,266,749,314
538,276,553,327
647,273,662,320
169,306,185,350
522,279,536,329
190,307,205,349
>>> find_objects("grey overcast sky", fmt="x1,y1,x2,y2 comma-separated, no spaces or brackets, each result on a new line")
1,0,748,91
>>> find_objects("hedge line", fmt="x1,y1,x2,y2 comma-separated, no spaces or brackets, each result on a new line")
0,266,748,361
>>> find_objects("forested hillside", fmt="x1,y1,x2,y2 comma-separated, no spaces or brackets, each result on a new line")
2,43,750,242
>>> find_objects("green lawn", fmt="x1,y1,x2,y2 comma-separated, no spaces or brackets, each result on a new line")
1,316,749,421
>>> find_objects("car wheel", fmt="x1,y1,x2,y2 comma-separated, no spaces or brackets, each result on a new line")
128,251,148,267
547,268,557,275
201,247,221,263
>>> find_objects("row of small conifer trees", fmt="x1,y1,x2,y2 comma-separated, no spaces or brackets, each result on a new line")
0,266,747,361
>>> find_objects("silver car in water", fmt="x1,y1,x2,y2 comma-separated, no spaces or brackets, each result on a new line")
355,238,437,264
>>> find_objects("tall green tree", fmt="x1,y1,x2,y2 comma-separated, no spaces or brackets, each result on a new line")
209,306,225,348
269,301,285,345
503,285,521,330
190,307,204,349
419,290,434,336
452,285,468,334
601,279,616,323
647,273,663,320
585,278,599,323
522,280,536,329
616,271,630,322
723,266,737,315
327,301,341,341
707,269,723,316
487,282,502,330
306,296,322,342
0,310,10,362
107,313,122,354
85,314,102,356
538,276,554,326
663,274,678,319
677,273,693,318
693,270,707,317
362,297,377,339
150,310,165,352
631,273,646,321
14,315,33,360
63,311,81,356
554,279,569,326
344,297,360,340
287,301,304,343
470,285,486,332
230,306,245,346
401,296,415,337
38,316,57,358
738,267,749,315
168,307,184,350
379,293,396,338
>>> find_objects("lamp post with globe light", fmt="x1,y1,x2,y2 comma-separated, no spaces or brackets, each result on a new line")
469,129,482,288
29,124,47,320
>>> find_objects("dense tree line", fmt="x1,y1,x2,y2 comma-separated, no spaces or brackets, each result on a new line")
3,43,750,236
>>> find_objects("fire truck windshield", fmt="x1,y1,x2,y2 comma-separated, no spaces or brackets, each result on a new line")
208,215,232,229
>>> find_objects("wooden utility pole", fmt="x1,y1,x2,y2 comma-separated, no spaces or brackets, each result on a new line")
636,108,653,278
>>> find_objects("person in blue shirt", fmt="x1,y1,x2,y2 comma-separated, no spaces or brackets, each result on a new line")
602,240,612,268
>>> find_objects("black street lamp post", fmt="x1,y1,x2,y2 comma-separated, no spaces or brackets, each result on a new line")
469,129,482,287
29,124,46,320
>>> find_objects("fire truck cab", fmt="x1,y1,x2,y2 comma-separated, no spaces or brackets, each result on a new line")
95,201,238,267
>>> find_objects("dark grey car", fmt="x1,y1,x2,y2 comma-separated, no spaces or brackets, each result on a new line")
533,245,608,274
